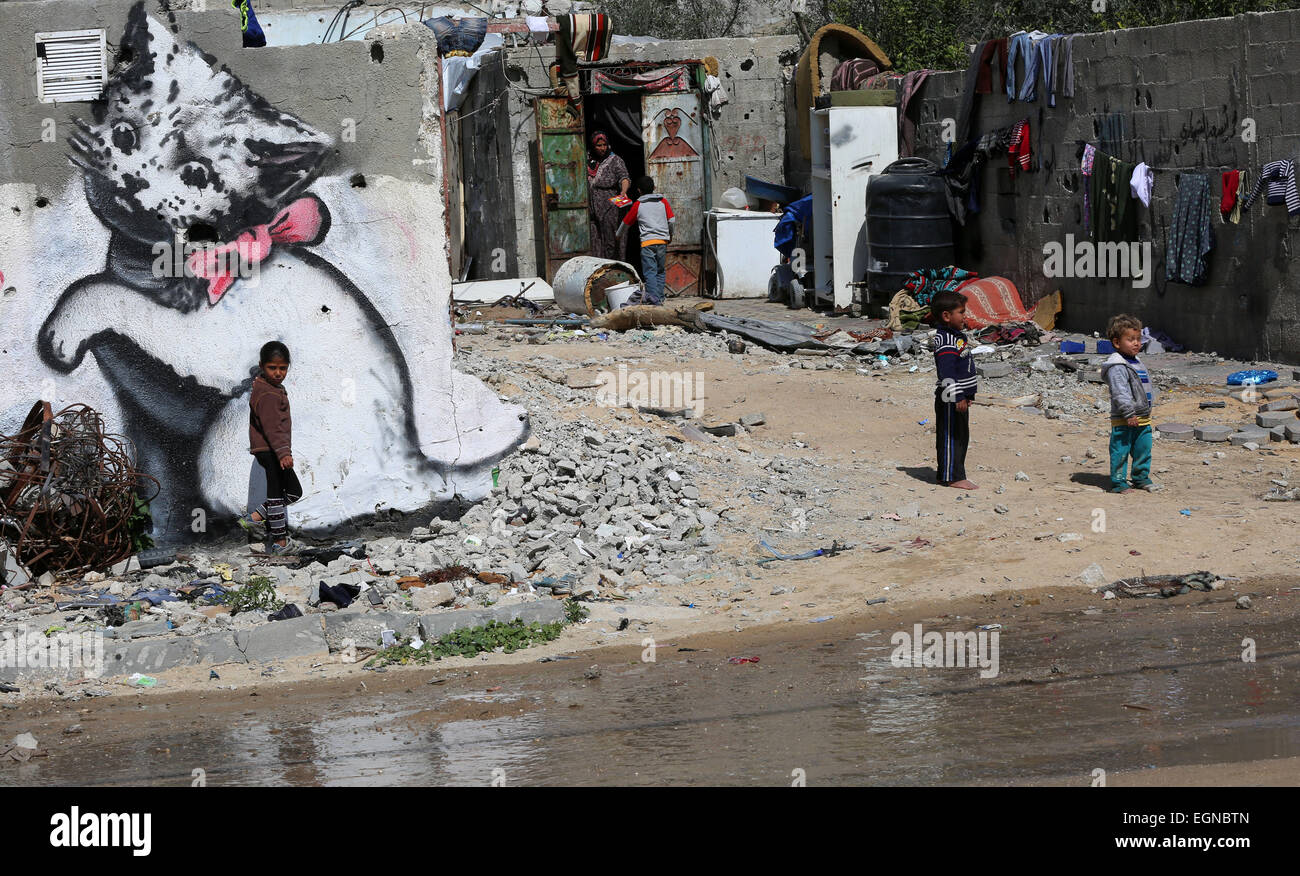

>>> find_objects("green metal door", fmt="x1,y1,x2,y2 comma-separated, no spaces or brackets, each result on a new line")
535,97,590,279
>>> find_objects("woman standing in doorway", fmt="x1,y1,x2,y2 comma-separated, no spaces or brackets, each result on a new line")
588,130,631,260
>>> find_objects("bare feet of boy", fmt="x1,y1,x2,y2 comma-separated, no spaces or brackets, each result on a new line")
945,480,979,490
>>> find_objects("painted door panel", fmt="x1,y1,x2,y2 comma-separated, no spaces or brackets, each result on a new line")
642,92,703,248
535,97,590,276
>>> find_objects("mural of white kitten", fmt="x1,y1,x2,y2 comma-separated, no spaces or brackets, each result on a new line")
16,3,526,544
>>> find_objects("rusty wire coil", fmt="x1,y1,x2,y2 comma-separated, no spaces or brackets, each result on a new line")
0,401,159,579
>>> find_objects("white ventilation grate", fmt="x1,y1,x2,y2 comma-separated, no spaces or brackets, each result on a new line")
35,29,107,103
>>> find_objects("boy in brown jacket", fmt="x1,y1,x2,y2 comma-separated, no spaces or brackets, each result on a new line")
238,341,302,553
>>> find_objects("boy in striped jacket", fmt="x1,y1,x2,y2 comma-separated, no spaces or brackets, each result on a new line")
929,290,979,489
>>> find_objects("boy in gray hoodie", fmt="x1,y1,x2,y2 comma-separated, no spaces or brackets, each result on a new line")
1101,314,1161,493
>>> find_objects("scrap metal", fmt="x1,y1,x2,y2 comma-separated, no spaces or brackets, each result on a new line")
0,401,158,579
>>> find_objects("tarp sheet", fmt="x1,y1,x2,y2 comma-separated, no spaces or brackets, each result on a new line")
697,313,830,352
441,33,504,112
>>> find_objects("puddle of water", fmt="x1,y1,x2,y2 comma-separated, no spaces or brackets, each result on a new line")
8,602,1300,786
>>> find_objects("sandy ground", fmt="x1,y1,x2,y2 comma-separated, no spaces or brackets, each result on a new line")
5,327,1298,704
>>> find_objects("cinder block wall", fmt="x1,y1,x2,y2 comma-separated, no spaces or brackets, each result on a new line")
909,11,1300,363
475,34,800,279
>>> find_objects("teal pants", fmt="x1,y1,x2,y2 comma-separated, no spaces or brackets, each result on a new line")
1109,424,1152,491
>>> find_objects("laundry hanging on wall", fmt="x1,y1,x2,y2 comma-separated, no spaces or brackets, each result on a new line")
557,14,613,74
898,70,932,158
1090,151,1139,243
939,120,1024,224
1167,172,1215,285
1241,158,1300,216
555,14,613,100
423,16,488,56
1221,170,1245,223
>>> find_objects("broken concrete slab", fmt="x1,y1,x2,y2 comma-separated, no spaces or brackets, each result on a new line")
0,539,30,589
1157,423,1195,441
739,412,766,428
102,637,200,678
419,598,567,642
1287,422,1300,442
1229,428,1270,446
191,633,247,667
1259,398,1299,412
410,581,456,611
1256,410,1297,428
1194,425,1234,442
233,615,328,662
322,610,420,651
976,362,1014,379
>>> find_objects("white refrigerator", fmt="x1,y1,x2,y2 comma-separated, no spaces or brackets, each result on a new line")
810,105,899,311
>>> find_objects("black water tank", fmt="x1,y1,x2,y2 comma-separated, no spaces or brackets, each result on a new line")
866,158,955,297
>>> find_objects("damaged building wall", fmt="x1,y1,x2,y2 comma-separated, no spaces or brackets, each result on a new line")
0,0,527,546
909,11,1300,363
459,33,801,280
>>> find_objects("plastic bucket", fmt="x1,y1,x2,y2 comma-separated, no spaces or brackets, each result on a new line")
603,282,637,310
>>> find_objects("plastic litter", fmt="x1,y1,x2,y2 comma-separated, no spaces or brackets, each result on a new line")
1227,369,1277,386
267,603,303,621
125,674,159,688
809,616,834,623
757,538,850,563
727,655,760,664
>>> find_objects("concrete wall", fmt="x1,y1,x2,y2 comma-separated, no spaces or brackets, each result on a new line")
460,33,801,279
0,0,527,545
909,11,1300,363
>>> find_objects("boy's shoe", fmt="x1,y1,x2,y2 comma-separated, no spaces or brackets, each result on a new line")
1134,481,1164,492
266,539,298,556
1110,483,1132,494
236,513,263,534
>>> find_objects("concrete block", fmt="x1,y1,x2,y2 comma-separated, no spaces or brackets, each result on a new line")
322,610,419,650
1287,422,1300,441
191,633,247,666
1195,425,1234,442
1157,422,1195,441
410,582,456,611
102,637,199,678
1256,410,1297,428
1259,397,1298,411
977,362,1015,378
1230,428,1269,445
1271,425,1288,441
233,615,328,662
419,598,566,642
